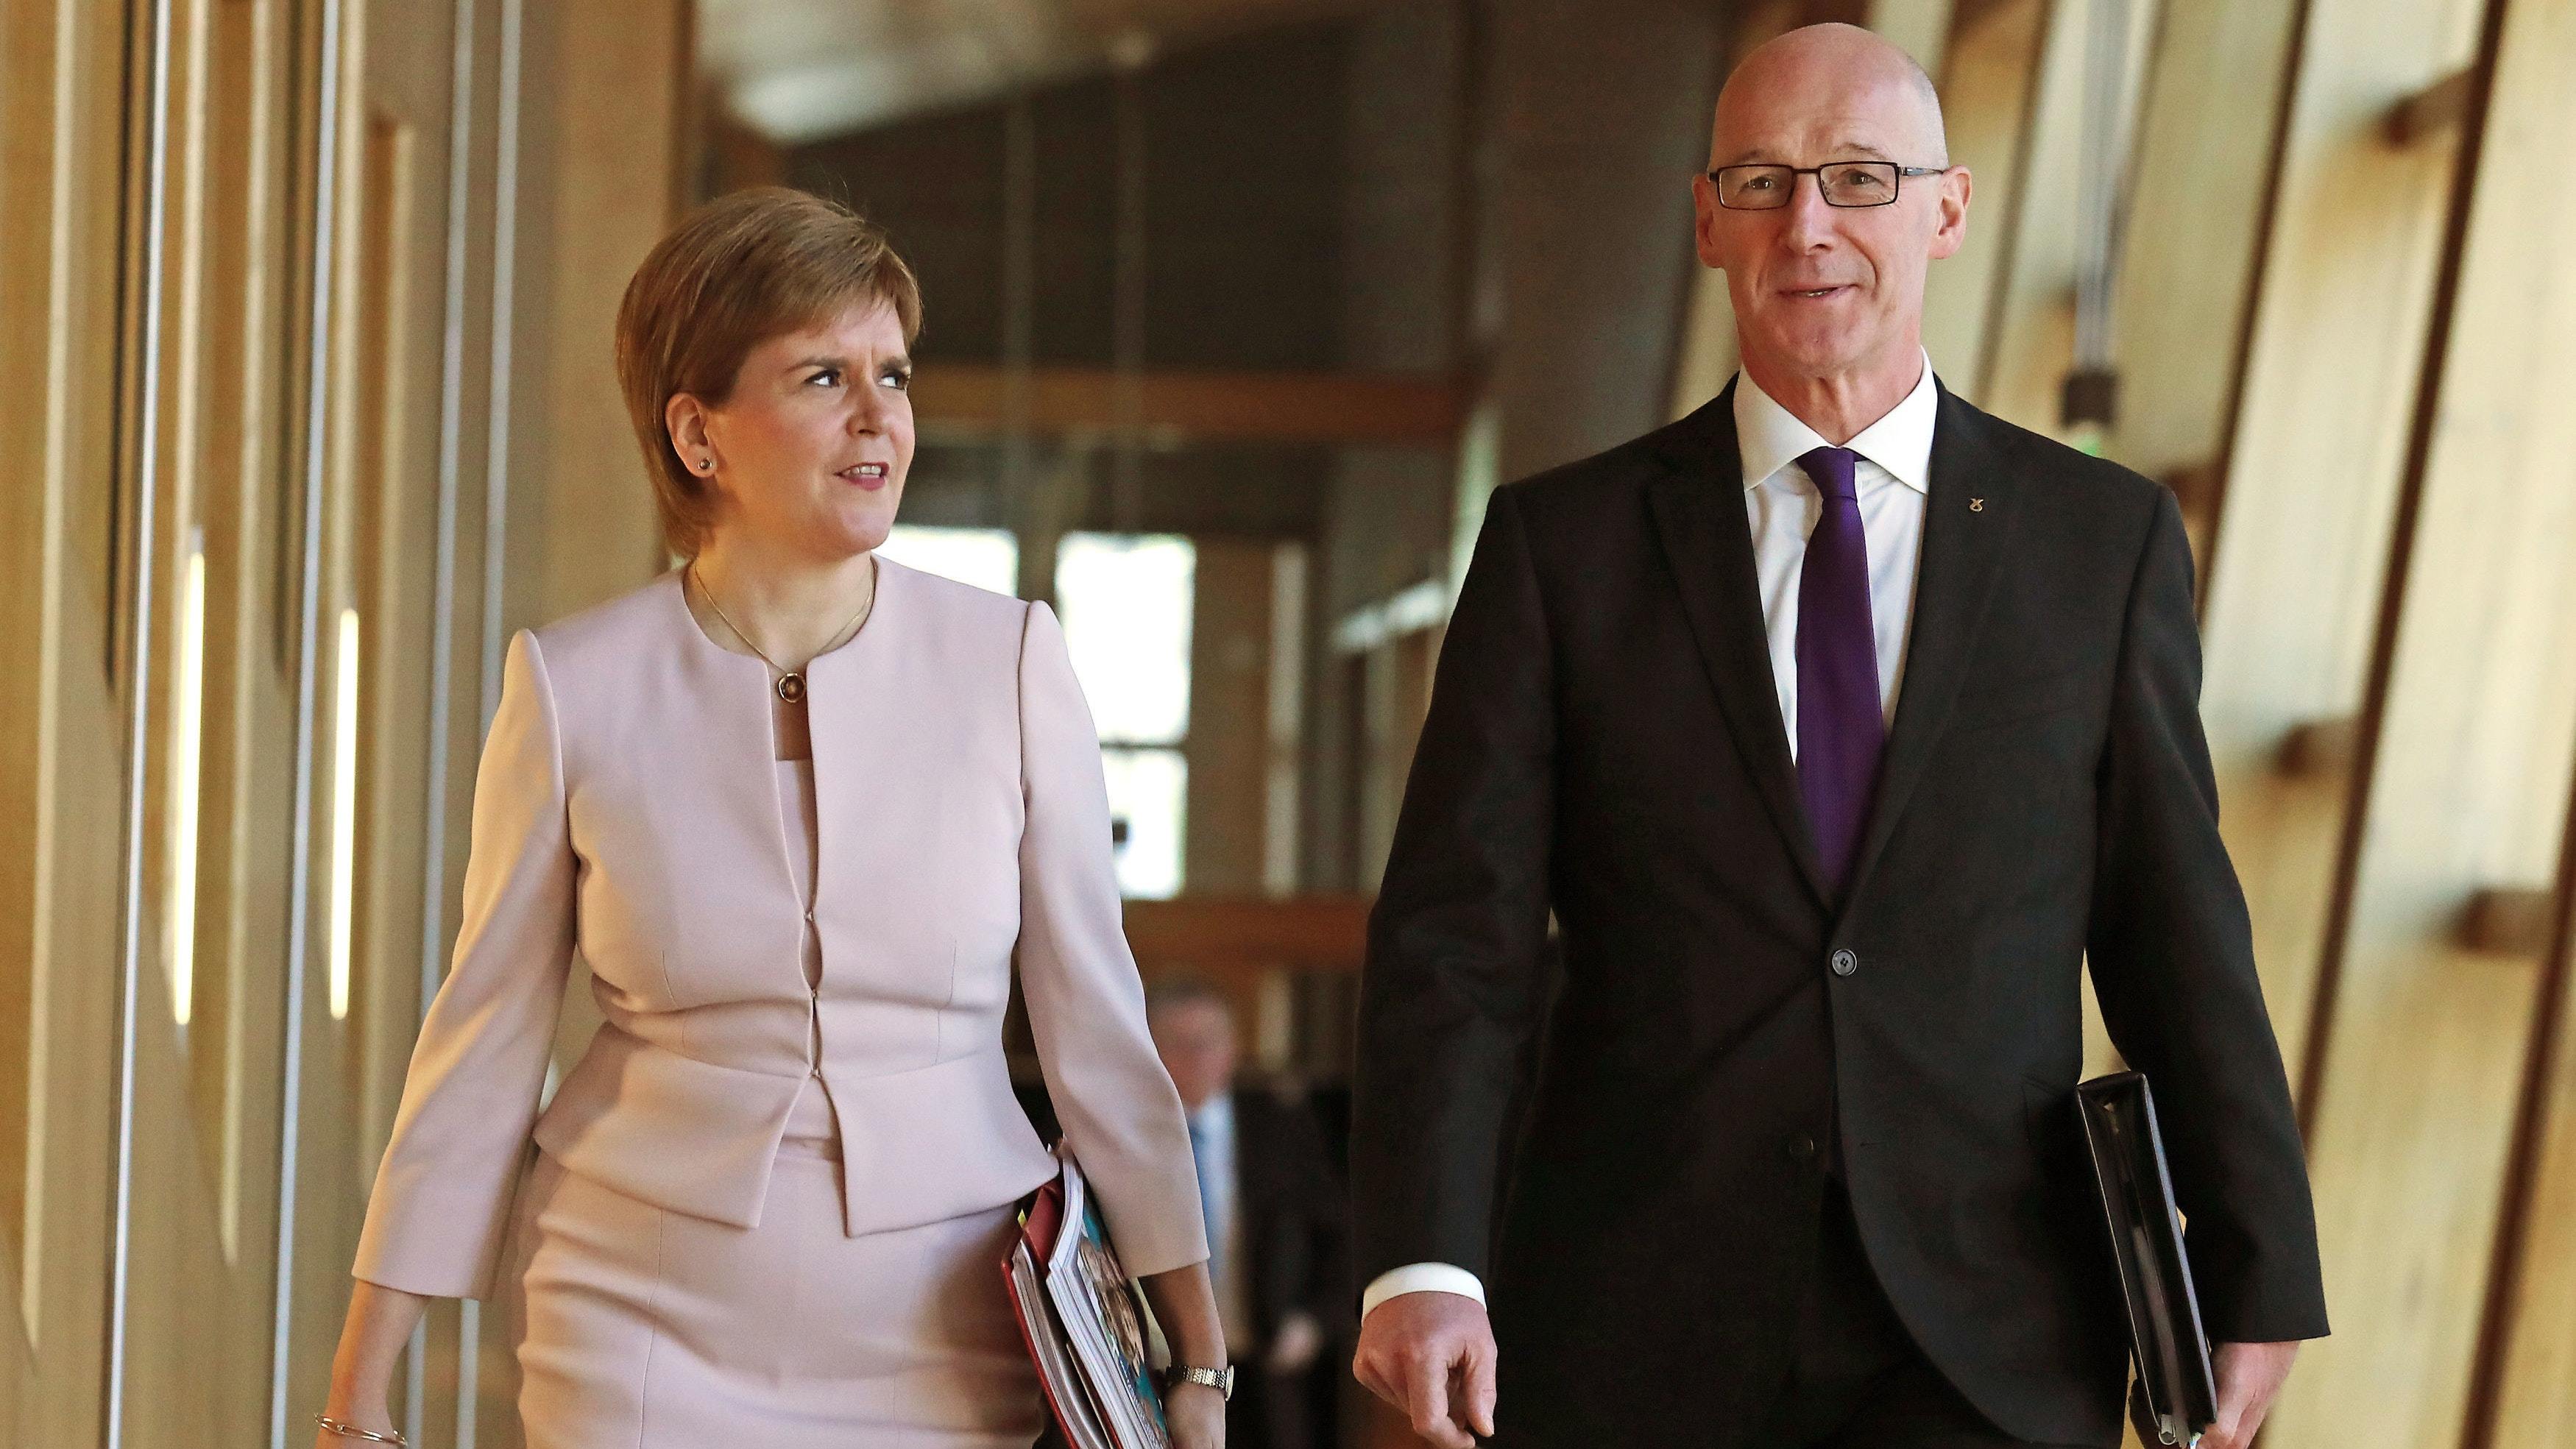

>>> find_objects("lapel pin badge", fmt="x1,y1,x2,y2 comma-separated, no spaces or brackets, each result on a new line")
1970,497,1985,512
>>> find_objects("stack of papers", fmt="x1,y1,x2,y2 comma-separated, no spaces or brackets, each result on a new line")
1002,1151,1171,1449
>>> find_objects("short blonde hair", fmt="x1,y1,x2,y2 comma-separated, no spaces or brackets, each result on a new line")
615,187,924,557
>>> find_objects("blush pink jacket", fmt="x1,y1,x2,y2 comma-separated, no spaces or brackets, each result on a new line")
350,561,1209,1299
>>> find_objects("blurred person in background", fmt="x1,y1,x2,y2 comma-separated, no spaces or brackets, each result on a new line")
1349,23,2325,1449
1150,981,1352,1449
314,187,1227,1449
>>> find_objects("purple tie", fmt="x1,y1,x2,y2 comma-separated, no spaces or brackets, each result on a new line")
1795,446,1884,895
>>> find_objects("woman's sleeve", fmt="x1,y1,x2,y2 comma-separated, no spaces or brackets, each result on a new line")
1014,600,1211,1278
351,628,578,1299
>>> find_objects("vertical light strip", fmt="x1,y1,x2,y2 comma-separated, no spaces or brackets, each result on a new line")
270,0,345,1441
168,542,208,1027
106,0,180,1442
327,607,358,1021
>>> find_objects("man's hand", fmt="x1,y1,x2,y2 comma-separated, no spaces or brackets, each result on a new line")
1352,1292,1496,1448
2202,1341,2299,1449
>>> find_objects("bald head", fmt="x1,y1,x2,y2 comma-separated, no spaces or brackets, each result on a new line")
1691,21,1970,432
1713,24,1947,170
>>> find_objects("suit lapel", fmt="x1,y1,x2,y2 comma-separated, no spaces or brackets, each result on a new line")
1839,386,2023,910
1645,385,1833,907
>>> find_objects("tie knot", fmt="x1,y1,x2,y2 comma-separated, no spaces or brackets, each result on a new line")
1798,446,1861,503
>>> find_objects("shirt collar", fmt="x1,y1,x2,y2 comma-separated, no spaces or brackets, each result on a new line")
1730,350,1939,496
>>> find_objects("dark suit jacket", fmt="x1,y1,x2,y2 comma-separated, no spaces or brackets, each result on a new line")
1350,383,2327,1448
1231,1086,1352,1350
1227,1088,1351,1449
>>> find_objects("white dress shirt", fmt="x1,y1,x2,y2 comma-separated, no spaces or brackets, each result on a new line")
1359,354,1941,1322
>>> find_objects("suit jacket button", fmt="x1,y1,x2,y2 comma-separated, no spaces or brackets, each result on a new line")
1788,1133,1818,1161
1830,949,1859,977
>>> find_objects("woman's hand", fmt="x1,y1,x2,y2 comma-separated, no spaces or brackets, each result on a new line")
1162,1379,1228,1449
1136,1261,1228,1449
311,1400,401,1449
315,1280,433,1448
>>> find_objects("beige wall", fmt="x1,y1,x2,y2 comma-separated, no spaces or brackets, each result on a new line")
0,0,679,1440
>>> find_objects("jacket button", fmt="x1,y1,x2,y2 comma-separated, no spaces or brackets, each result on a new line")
1788,1133,1818,1162
1830,949,1859,977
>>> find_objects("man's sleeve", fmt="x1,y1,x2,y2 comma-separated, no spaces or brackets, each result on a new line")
1350,484,1560,1293
2086,487,2330,1343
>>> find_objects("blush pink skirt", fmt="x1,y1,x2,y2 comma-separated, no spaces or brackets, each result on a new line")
505,1081,1046,1448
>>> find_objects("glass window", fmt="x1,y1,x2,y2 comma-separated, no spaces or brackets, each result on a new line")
1056,534,1194,745
880,524,1021,596
1055,534,1195,899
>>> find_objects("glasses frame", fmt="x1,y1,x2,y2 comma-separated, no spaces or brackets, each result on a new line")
1707,161,1949,209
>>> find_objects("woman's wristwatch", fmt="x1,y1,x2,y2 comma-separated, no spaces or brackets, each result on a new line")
1164,1364,1235,1401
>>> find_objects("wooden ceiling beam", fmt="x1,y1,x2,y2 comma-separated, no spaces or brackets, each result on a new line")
1122,893,1373,974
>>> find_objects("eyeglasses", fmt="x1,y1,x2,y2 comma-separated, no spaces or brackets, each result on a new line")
1708,161,1947,209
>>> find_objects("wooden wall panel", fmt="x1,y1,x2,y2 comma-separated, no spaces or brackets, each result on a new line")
2267,0,2576,1436
2483,795,2576,1449
525,0,686,623
111,0,318,1441
0,0,698,1442
2190,0,2484,1088
1916,0,2049,391
0,0,141,1442
1967,0,2089,432
2103,0,2305,486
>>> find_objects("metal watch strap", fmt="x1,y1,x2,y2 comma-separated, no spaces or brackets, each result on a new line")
1166,1364,1235,1401
315,1415,409,1445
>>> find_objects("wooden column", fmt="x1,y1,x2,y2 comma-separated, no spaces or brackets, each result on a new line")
2188,0,2488,1094
1186,538,1282,901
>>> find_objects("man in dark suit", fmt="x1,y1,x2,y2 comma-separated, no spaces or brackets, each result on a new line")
1149,982,1351,1449
1348,23,2326,1449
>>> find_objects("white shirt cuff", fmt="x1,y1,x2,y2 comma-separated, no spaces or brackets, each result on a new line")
1361,1263,1488,1319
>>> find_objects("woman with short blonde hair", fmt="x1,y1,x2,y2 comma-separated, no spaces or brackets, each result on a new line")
316,187,1228,1449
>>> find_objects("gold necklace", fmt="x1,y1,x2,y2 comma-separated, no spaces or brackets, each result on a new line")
687,562,873,704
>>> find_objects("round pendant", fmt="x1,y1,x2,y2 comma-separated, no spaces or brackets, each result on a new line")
775,672,806,704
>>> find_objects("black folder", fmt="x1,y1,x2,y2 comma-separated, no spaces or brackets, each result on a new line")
2076,1071,2219,1447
